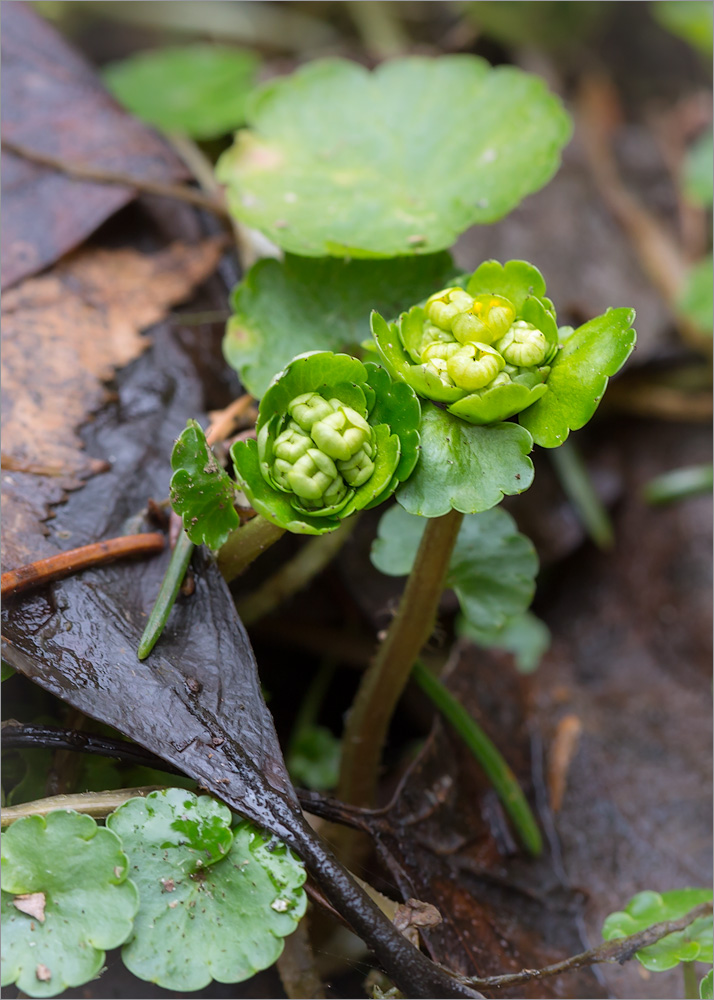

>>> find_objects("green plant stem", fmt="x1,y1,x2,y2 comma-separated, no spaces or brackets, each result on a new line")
138,529,195,659
0,787,166,827
217,515,286,583
338,508,464,809
411,659,542,855
643,463,714,505
237,518,357,625
549,439,614,549
683,961,699,1000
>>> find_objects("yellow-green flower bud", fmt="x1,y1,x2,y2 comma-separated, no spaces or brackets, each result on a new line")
288,392,335,432
421,341,462,363
425,288,474,331
273,422,312,464
495,321,548,367
422,357,456,384
310,403,372,462
446,343,505,390
452,295,516,346
338,442,375,487
287,448,341,501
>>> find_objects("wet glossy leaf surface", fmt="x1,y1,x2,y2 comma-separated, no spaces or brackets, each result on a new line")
1,811,139,998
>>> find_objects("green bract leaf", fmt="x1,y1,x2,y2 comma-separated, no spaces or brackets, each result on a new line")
396,404,534,517
678,255,713,335
225,252,457,396
518,308,636,447
103,44,259,139
466,259,548,311
701,969,714,999
602,888,713,972
107,790,306,991
458,610,551,673
232,352,420,534
1,811,139,998
170,420,240,550
216,56,571,257
683,130,714,207
372,505,537,633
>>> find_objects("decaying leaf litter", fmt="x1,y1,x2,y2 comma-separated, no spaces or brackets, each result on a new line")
1,3,711,999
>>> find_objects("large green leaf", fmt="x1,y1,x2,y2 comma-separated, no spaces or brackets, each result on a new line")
225,252,457,396
170,420,240,550
602,888,713,972
518,308,636,448
372,504,537,632
396,404,534,516
104,44,259,139
108,789,307,992
216,56,572,258
1,811,139,998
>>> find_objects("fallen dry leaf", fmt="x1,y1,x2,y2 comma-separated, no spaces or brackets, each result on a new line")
12,891,46,923
1,238,225,568
1,3,187,289
394,898,442,948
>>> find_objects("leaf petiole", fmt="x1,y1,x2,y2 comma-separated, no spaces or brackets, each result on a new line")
137,529,195,659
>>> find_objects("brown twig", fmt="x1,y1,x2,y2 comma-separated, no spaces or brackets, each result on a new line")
205,393,255,447
2,138,230,220
461,902,713,991
1,533,165,599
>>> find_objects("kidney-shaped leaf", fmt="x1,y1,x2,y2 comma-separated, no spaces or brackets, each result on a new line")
224,252,457,396
396,404,534,517
518,307,636,448
372,504,537,632
104,44,259,140
107,790,306,991
602,888,713,972
1,811,139,998
216,56,572,258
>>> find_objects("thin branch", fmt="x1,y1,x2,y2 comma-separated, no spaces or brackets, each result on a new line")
461,903,713,991
1,533,165,599
2,138,230,219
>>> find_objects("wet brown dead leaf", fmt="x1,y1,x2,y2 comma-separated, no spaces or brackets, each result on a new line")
1,237,225,569
12,891,47,923
1,2,187,289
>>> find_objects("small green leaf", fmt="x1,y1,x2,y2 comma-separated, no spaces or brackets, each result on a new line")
466,258,548,311
372,504,537,632
683,130,714,207
458,611,551,673
217,56,572,258
602,888,713,972
287,725,341,791
396,404,534,516
225,253,457,396
653,1,713,56
700,969,713,999
678,255,713,335
1,660,15,681
518,307,636,448
170,420,240,550
103,44,259,139
107,789,306,992
1,811,139,998
643,464,714,505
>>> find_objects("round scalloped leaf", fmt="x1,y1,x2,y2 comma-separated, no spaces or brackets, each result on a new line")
396,404,534,517
216,56,571,258
259,352,367,429
458,610,550,674
466,259,548,312
232,438,340,535
225,252,457,396
372,505,537,631
701,969,713,999
107,790,306,992
1,811,139,998
170,420,240,550
104,45,259,139
518,307,636,448
602,888,713,973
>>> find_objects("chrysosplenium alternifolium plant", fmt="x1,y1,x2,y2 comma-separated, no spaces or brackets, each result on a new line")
230,352,420,534
372,259,560,425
